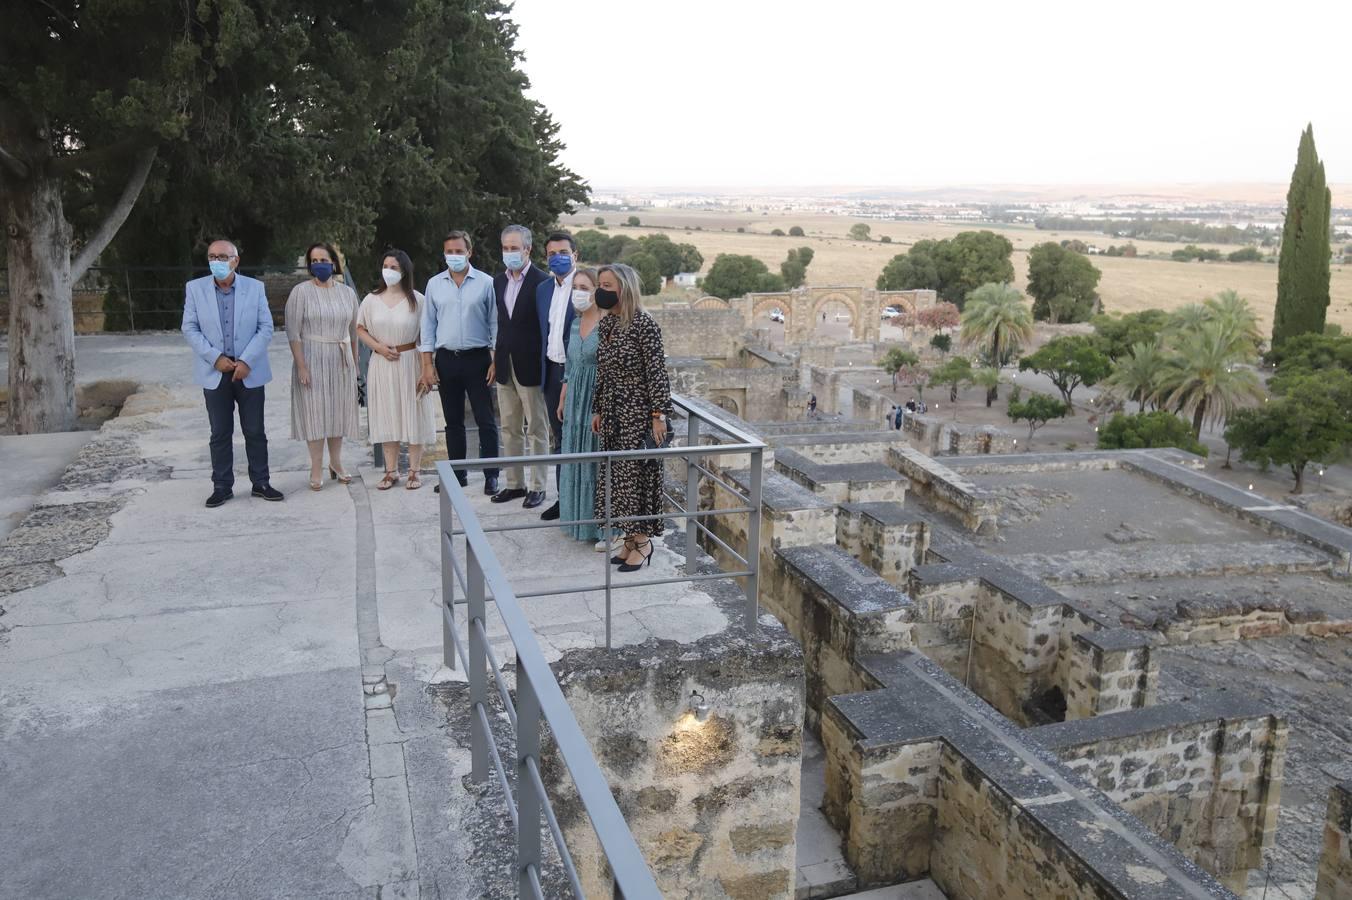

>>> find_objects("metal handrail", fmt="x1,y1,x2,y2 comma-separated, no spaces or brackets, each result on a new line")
436,394,764,898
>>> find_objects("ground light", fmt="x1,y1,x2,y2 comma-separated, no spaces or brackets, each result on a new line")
688,690,710,722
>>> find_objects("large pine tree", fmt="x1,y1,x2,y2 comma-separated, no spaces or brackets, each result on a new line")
1272,125,1332,347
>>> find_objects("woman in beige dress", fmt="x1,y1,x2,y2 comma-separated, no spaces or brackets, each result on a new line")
286,241,361,490
356,249,435,490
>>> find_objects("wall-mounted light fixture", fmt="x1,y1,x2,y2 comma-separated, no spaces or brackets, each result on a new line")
688,690,710,722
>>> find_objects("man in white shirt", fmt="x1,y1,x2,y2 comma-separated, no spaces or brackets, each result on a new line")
535,231,579,521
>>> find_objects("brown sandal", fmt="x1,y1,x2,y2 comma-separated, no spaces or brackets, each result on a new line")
405,472,421,490
377,470,399,491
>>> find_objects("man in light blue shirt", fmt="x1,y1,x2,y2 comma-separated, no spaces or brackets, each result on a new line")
419,230,500,494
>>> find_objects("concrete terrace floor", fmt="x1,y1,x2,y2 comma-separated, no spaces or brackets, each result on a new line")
0,333,732,899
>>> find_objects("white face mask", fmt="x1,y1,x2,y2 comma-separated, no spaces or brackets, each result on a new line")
571,289,593,312
381,267,402,286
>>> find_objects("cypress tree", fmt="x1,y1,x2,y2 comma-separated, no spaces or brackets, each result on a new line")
1272,125,1332,347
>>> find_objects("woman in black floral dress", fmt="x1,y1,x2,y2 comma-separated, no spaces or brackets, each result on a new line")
590,263,673,572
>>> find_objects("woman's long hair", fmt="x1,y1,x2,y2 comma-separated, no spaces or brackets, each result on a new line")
373,248,417,311
598,263,643,329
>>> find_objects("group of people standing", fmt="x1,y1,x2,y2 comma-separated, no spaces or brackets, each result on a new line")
182,227,672,572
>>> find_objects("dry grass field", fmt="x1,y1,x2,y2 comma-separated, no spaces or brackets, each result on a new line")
561,208,1352,333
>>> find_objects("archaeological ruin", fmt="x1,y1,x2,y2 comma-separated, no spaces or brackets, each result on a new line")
434,284,1352,900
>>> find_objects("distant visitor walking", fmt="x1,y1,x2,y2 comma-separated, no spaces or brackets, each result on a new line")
181,238,283,508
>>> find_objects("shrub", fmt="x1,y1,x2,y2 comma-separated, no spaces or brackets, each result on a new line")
1097,411,1208,456
788,225,805,237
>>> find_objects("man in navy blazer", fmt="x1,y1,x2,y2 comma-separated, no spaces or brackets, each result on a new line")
181,239,283,508
491,225,552,509
534,231,579,521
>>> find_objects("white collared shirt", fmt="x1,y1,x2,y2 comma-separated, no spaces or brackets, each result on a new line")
546,271,574,364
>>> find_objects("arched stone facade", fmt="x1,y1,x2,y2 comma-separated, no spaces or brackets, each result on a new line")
693,295,730,310
730,285,935,346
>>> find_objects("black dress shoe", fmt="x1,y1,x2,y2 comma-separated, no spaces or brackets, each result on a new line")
523,491,545,510
491,487,527,504
205,488,233,508
251,483,284,502
483,476,499,496
540,501,560,521
435,477,469,494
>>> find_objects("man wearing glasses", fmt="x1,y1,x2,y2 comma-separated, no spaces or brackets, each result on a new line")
182,239,283,508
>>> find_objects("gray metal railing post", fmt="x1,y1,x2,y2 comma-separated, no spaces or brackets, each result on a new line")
468,543,489,783
516,663,542,897
440,490,456,670
685,415,700,575
745,448,763,631
603,455,613,650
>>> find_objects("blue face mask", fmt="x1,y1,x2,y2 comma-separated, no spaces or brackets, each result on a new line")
502,250,526,270
310,261,334,282
209,260,233,281
445,253,468,273
547,254,573,276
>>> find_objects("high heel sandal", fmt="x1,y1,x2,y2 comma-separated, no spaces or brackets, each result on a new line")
329,466,353,484
309,466,324,491
377,470,399,491
618,540,652,573
610,538,636,565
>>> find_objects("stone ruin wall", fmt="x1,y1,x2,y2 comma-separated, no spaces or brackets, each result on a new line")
1032,700,1288,893
1318,782,1352,899
543,627,805,899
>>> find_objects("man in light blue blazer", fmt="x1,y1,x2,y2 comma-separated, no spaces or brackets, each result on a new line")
181,239,283,508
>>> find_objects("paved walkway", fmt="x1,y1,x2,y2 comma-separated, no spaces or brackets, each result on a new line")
0,333,722,899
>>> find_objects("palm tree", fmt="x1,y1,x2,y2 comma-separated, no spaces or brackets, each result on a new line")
969,367,1004,408
1167,303,1210,335
1104,340,1169,412
960,283,1033,404
1203,289,1263,360
1158,320,1266,437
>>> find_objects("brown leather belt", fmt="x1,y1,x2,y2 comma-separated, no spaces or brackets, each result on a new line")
393,342,418,353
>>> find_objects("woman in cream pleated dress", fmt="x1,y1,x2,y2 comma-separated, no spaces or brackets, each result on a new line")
286,241,361,490
356,249,435,490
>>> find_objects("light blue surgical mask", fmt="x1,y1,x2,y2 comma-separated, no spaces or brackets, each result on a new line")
445,253,468,273
503,250,526,270
209,260,233,281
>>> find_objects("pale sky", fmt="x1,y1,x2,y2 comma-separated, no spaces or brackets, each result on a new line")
510,0,1352,190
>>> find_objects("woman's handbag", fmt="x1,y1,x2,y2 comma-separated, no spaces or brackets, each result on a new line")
643,415,674,450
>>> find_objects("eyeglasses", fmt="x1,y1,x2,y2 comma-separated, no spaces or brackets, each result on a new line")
207,254,236,262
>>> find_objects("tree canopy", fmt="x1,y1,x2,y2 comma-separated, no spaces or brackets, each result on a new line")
1,0,587,431
1006,388,1068,444
1225,370,1352,492
1092,309,1171,361
849,223,872,241
780,246,814,288
876,231,1014,308
700,254,785,299
929,356,974,402
1017,335,1112,412
1025,242,1102,324
1272,124,1332,347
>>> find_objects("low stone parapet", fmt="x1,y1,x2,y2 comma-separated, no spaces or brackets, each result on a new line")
774,448,908,505
887,446,998,535
1031,692,1288,892
823,652,1235,897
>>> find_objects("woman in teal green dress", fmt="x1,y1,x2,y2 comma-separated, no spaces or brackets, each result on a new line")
556,269,606,542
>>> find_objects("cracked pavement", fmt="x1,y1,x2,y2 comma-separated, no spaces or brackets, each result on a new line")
0,334,728,899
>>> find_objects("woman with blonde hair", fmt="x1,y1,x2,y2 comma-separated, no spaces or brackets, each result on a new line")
590,263,673,572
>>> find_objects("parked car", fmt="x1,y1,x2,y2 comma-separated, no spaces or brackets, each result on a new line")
881,306,901,319
769,308,785,323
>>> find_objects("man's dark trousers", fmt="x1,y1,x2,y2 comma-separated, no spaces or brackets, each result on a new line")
205,378,269,490
436,347,500,483
543,360,566,488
